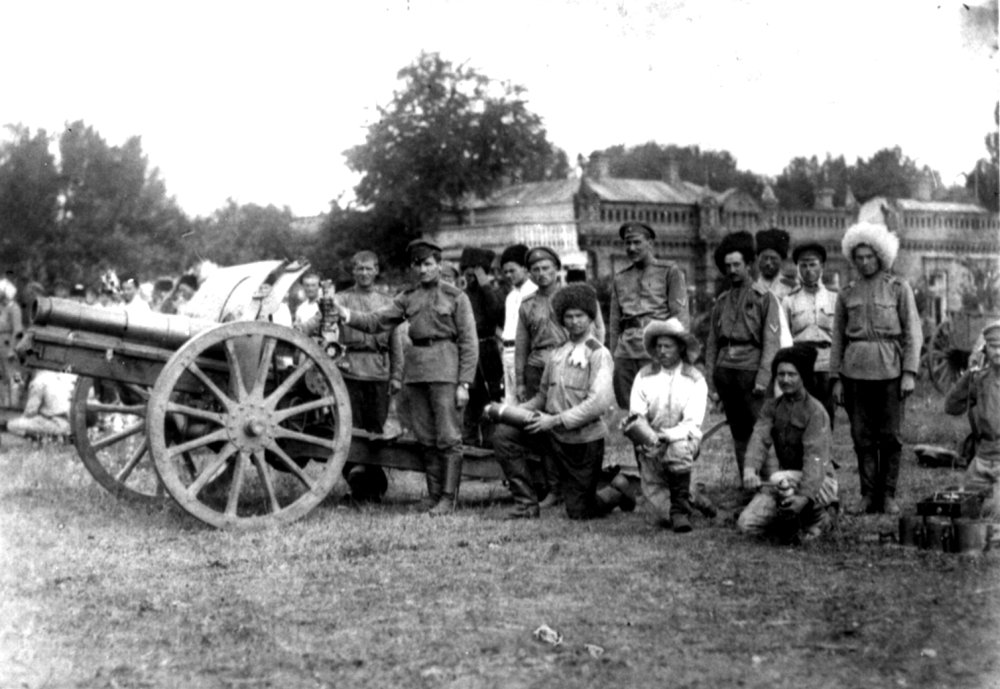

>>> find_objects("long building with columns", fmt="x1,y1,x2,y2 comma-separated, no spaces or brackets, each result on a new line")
429,157,999,323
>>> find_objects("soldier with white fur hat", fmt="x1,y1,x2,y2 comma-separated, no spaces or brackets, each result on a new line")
626,318,707,532
830,222,922,515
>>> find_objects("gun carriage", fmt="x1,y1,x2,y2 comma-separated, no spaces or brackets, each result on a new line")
926,310,999,393
20,260,503,529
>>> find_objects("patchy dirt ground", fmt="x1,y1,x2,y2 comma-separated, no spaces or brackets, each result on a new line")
1,383,998,688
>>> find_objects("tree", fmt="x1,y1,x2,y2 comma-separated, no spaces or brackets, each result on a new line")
966,102,999,212
191,200,308,267
773,154,849,209
847,147,922,204
0,126,61,278
597,142,763,198
345,52,567,235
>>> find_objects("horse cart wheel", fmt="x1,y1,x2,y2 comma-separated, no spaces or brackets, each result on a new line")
147,321,352,529
928,320,961,393
71,377,164,503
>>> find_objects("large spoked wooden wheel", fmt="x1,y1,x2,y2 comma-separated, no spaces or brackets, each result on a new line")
71,377,164,503
147,321,352,529
928,320,962,393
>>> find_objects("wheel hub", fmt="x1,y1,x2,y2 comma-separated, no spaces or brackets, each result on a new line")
226,402,276,451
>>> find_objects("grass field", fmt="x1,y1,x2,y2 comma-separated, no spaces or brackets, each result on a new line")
1,379,998,689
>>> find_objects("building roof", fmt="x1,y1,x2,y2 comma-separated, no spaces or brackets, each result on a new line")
582,177,717,205
465,179,579,209
894,199,988,214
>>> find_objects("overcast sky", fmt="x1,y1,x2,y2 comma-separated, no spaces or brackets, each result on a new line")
2,0,996,218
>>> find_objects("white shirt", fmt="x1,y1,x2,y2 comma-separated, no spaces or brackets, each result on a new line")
501,279,537,342
629,362,707,443
124,296,151,316
294,299,320,329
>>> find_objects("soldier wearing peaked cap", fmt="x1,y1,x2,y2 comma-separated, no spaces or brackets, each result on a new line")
514,246,605,508
334,238,478,515
705,231,783,485
782,242,837,427
610,222,690,409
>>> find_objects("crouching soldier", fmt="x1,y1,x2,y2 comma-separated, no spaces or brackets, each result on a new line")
738,344,839,543
333,239,478,514
493,284,614,520
945,319,1000,517
627,319,707,533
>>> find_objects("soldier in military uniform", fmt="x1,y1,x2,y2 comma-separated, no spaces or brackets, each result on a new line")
458,247,505,447
494,283,614,520
782,242,838,426
334,250,403,502
831,222,922,515
334,239,478,515
754,227,794,347
514,246,605,508
705,230,783,483
609,221,690,409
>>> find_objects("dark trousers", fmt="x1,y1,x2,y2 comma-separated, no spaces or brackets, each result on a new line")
713,367,766,476
494,423,605,519
842,377,903,501
811,372,836,430
463,339,503,447
613,357,649,409
342,378,389,498
523,364,561,499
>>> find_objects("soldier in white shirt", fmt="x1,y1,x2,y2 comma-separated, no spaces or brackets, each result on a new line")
294,271,321,331
628,319,707,533
6,370,76,439
499,244,537,405
782,242,838,426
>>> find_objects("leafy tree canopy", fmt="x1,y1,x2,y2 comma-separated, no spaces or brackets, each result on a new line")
344,52,568,234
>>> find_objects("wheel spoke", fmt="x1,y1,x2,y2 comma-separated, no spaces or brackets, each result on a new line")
114,438,149,483
224,339,247,402
186,443,237,496
186,361,234,409
92,422,144,451
264,440,317,490
225,452,249,517
263,358,316,408
272,427,337,451
86,402,145,416
251,450,281,513
272,395,336,423
123,384,151,401
250,336,278,397
165,402,225,425
166,428,229,458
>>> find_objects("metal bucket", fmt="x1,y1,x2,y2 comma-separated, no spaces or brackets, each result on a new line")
923,516,954,552
952,518,991,555
483,403,538,428
898,514,925,548
621,414,660,446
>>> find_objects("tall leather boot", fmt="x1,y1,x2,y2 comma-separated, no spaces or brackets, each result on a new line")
429,451,463,515
421,449,443,510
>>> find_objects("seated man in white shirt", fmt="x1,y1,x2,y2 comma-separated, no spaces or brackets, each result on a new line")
6,370,76,440
627,319,707,533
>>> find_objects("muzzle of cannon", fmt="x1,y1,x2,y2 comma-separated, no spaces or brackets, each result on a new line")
31,297,218,349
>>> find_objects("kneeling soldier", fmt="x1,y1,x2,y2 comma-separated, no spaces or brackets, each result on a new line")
494,283,614,520
627,319,707,533
738,344,839,543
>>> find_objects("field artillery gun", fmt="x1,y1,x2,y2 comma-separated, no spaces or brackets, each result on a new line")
19,260,503,529
925,309,999,393
19,260,355,529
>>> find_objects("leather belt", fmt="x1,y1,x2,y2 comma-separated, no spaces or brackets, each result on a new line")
799,341,831,349
411,337,456,347
502,339,516,347
717,338,754,348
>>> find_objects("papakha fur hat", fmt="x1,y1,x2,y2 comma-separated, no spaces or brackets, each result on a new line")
841,221,899,269
771,343,819,394
755,227,791,259
499,244,530,268
714,231,756,274
459,247,495,271
552,283,599,322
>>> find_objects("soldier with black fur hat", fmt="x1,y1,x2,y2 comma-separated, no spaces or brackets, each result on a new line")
459,247,505,446
609,221,690,408
334,238,479,515
493,283,614,520
705,231,783,484
738,343,839,543
499,244,536,405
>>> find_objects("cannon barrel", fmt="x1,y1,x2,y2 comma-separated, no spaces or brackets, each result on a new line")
31,297,219,349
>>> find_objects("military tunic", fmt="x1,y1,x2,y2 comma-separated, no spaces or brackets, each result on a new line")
609,258,689,360
782,283,836,372
346,280,478,385
335,286,404,383
705,283,782,390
